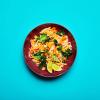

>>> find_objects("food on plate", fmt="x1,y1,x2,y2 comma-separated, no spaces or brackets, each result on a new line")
29,27,72,73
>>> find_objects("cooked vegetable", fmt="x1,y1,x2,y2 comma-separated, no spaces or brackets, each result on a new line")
37,33,50,43
29,27,72,73
57,45,62,51
33,51,42,60
56,31,65,36
39,59,46,68
61,49,72,58
52,54,59,62
53,39,58,46
39,56,46,68
33,51,47,68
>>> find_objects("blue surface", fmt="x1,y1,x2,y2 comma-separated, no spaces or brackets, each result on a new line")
0,0,100,100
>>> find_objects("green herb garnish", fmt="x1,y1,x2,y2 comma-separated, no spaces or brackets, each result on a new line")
52,54,59,62
33,51,42,60
37,33,50,43
34,51,47,68
53,39,58,46
61,49,72,59
56,31,65,36
57,45,62,51
39,56,47,68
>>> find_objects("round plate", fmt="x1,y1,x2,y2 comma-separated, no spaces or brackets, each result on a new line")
23,23,77,78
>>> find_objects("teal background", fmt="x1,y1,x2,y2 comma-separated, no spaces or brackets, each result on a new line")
0,0,100,100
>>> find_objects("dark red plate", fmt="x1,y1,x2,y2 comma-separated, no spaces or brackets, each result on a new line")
23,23,77,78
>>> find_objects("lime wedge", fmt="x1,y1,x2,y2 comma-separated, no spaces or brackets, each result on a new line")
52,63,62,71
47,61,62,73
47,62,52,73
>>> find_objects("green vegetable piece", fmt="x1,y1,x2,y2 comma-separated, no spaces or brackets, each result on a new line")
33,51,42,60
56,31,65,36
61,51,68,57
57,45,62,51
52,54,59,62
66,49,72,56
33,51,47,68
40,56,46,62
38,33,50,43
37,54,47,68
39,61,46,68
61,49,72,59
39,56,46,69
53,39,58,46
40,34,47,41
